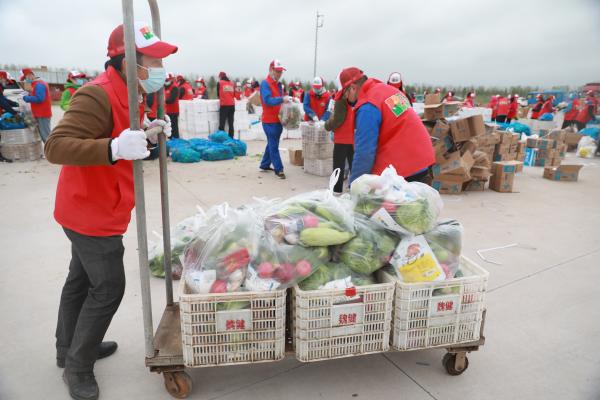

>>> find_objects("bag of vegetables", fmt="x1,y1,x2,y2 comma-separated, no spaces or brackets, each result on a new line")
264,170,355,247
351,166,443,235
299,262,375,291
183,204,262,294
424,219,463,279
335,215,399,275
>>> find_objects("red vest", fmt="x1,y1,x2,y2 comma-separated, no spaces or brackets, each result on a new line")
180,82,194,100
53,66,144,236
243,87,253,97
334,100,354,145
496,97,510,116
291,88,304,101
507,101,518,119
219,80,235,106
164,83,179,114
564,99,579,121
147,94,158,119
234,87,242,100
67,87,77,96
531,100,544,119
304,90,331,121
463,98,474,108
539,100,553,116
30,80,52,118
195,86,206,98
260,76,283,124
355,79,435,178
575,98,594,124
488,97,498,118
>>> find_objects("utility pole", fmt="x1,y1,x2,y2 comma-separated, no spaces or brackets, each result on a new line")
313,11,324,78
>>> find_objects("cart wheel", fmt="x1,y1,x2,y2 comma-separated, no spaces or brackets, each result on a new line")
443,352,469,376
163,371,193,399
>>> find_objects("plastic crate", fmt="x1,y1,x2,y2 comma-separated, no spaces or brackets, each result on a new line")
0,141,43,161
292,281,394,362
303,158,333,177
300,122,331,144
0,128,39,145
379,256,488,351
179,280,286,367
302,142,334,159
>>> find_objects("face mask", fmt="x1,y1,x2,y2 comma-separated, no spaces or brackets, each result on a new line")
137,65,166,93
75,78,85,86
25,78,33,83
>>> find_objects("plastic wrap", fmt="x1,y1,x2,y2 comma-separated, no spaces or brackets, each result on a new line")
298,262,375,291
278,102,301,130
577,136,597,158
424,219,463,279
200,144,234,161
208,130,230,143
171,147,201,163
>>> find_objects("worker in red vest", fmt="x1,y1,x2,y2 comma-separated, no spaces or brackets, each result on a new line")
234,81,243,100
495,95,510,123
575,92,597,131
325,89,355,193
443,91,455,102
337,67,434,184
539,95,555,118
217,71,236,138
463,92,475,108
164,73,181,138
259,59,290,179
60,71,87,111
562,93,580,129
21,68,53,142
243,79,254,97
176,75,194,100
507,95,519,123
290,81,304,102
488,95,499,121
530,94,544,119
387,72,412,106
194,78,207,99
303,77,331,122
43,22,176,400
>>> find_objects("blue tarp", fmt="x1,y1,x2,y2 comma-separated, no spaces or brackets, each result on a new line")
539,113,554,121
0,112,26,130
171,147,201,163
580,127,599,140
208,130,230,143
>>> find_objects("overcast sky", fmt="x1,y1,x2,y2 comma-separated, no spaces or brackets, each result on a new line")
1,0,599,87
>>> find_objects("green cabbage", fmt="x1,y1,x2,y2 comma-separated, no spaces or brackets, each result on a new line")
394,199,436,234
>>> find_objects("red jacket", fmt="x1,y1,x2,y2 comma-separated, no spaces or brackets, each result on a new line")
234,87,242,100
575,98,595,124
303,90,331,121
496,97,510,116
164,83,179,114
30,80,53,118
539,100,554,116
355,78,434,178
260,76,283,124
180,82,194,100
291,88,304,101
463,97,474,108
243,87,254,97
194,86,206,98
334,99,354,145
564,99,579,121
488,97,498,118
53,66,144,236
507,100,518,119
531,100,544,119
147,94,158,119
219,80,235,106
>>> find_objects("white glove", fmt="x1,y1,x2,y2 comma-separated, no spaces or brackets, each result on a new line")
145,115,172,144
312,116,319,122
142,113,152,129
110,129,150,161
283,96,292,104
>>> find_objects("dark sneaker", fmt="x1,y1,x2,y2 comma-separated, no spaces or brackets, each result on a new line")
57,341,118,368
0,155,12,163
275,171,286,179
63,370,99,400
259,166,273,172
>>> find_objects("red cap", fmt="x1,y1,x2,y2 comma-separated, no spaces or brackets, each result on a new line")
336,67,364,90
269,59,286,72
166,73,175,81
107,21,178,59
67,70,86,80
20,68,34,81
218,71,226,79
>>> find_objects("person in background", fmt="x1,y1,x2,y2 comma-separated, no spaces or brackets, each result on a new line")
337,67,434,184
217,71,235,138
60,71,87,111
44,21,175,400
495,94,510,123
562,93,580,129
488,95,499,122
234,81,243,100
463,92,476,108
0,71,20,116
324,89,354,194
243,79,254,98
194,78,208,99
409,92,417,104
289,81,304,102
387,72,412,106
176,75,194,100
21,68,53,143
574,91,596,131
530,94,544,120
434,88,442,95
507,94,519,123
251,80,260,92
164,73,180,138
539,95,554,118
443,91,455,102
303,77,331,122
259,59,290,179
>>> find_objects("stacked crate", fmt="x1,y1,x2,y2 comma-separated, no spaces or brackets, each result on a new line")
300,122,334,176
0,127,43,161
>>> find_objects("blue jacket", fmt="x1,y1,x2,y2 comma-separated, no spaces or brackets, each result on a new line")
303,92,331,121
350,103,381,183
23,80,47,104
260,79,284,107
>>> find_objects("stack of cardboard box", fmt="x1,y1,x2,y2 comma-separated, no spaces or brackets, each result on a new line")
524,132,568,168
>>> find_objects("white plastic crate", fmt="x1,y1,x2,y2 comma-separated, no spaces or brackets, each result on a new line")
0,141,42,161
293,282,394,362
300,122,331,144
379,256,488,351
0,128,39,145
302,142,334,160
303,158,333,177
179,280,286,368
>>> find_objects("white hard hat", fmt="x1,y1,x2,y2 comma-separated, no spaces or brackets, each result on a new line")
388,72,402,84
312,76,324,88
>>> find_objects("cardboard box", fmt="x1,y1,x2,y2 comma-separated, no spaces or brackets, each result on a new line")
433,136,454,162
463,179,486,192
484,123,497,135
547,129,566,143
449,118,471,142
492,161,521,176
510,133,520,144
516,153,525,162
495,143,511,155
489,172,515,193
288,149,304,166
564,131,583,146
537,138,556,150
470,166,491,180
494,153,516,162
509,143,518,153
432,178,463,194
550,157,561,167
517,142,527,153
425,93,441,105
524,148,537,166
526,138,539,148
431,119,451,140
467,115,486,137
534,157,552,167
459,140,477,155
543,164,583,182
432,151,474,178
490,131,502,144
472,150,491,168
499,131,513,144
537,149,556,159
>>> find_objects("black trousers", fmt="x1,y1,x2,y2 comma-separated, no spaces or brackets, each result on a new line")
219,105,235,137
406,168,432,185
167,113,179,139
496,115,507,123
575,121,586,131
333,143,354,193
562,120,575,129
56,228,126,372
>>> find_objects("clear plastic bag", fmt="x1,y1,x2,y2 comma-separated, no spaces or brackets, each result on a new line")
577,136,597,158
335,214,399,275
351,165,443,235
278,102,301,130
424,219,463,279
299,262,375,291
264,170,355,247
183,204,262,294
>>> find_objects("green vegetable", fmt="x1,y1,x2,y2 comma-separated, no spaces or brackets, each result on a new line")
300,228,354,246
298,262,375,290
298,265,331,290
216,301,251,311
354,198,382,217
394,199,436,235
